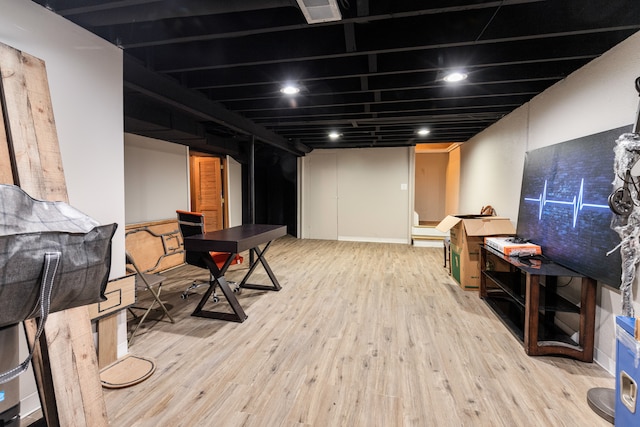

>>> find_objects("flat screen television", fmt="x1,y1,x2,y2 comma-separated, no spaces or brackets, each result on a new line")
516,126,632,288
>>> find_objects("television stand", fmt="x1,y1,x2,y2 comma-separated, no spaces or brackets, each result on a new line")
480,245,596,362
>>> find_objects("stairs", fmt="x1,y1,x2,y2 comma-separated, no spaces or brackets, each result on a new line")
411,224,449,247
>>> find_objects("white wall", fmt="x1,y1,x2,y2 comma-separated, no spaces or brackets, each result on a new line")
302,147,412,243
124,134,190,223
0,0,125,417
303,152,338,239
123,136,245,227
457,105,529,220
0,0,125,276
458,30,640,373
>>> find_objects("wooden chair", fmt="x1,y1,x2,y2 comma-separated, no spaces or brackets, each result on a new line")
126,251,175,345
175,210,243,301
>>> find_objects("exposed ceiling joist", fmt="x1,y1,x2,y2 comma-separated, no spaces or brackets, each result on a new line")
31,0,640,153
124,55,310,156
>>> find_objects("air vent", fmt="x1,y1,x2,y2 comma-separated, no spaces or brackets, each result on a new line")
296,0,342,24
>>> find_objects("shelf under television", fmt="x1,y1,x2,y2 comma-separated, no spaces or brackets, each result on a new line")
484,293,581,349
479,245,596,362
483,271,580,314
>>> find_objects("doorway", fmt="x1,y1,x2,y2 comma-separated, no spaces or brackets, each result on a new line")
189,153,227,232
414,143,460,223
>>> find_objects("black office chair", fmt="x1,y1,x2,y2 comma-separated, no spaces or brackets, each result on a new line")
176,210,243,301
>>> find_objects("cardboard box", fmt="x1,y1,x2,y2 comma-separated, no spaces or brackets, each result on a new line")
436,215,515,290
484,237,542,257
615,316,640,427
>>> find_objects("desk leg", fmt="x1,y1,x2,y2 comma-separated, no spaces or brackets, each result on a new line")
239,241,281,291
191,255,248,322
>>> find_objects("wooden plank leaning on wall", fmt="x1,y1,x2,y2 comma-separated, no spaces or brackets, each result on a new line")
0,41,109,426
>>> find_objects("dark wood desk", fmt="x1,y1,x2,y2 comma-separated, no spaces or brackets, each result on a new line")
183,224,287,322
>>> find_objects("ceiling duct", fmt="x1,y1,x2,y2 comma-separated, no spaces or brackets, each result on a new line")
296,0,342,24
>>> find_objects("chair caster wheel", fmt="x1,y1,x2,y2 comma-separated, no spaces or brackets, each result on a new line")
181,293,188,299
212,296,219,303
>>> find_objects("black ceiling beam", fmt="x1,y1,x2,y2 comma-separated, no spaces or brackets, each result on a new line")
123,54,310,156
192,57,589,96
53,0,298,25
257,109,508,125
226,80,552,111
184,36,605,90
155,23,640,74
33,0,640,150
238,91,535,117
47,0,165,16
273,123,486,134
103,0,545,49
124,95,245,158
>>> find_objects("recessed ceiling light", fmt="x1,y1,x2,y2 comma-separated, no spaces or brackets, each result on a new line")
417,129,430,136
328,131,341,140
280,85,300,95
443,71,468,83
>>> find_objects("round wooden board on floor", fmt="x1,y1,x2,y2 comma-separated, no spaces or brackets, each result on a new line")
100,354,156,389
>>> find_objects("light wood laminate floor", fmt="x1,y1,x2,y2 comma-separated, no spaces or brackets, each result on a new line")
105,236,613,426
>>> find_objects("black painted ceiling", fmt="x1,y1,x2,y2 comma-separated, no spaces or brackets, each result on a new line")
31,0,640,157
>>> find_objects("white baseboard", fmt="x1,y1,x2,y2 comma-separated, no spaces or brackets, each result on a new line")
412,239,444,248
19,391,41,419
594,347,615,376
338,236,409,244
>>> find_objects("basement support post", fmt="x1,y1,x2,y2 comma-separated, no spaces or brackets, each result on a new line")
249,135,255,225
249,136,255,264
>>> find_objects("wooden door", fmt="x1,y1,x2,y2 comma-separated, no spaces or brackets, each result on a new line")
190,155,223,232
